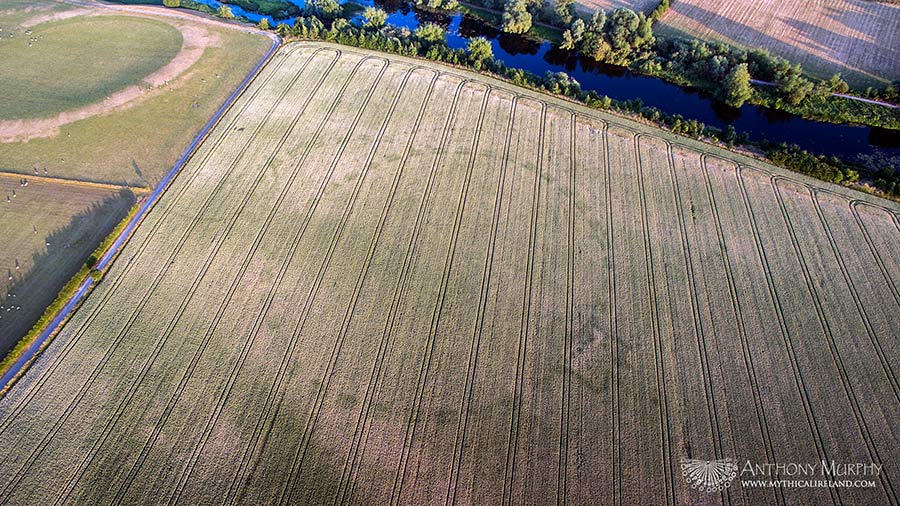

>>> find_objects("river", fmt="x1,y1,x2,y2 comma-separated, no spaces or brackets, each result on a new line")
194,0,900,162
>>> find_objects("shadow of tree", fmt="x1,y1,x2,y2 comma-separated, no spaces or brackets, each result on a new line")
0,189,135,356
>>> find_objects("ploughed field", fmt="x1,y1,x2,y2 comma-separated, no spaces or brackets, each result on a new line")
655,0,900,86
1,42,898,505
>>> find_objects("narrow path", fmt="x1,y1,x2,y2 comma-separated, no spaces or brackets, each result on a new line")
749,79,899,109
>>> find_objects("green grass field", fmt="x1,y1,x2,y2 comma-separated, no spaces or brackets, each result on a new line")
0,1,271,363
0,177,135,356
0,43,897,505
0,2,271,187
0,16,182,120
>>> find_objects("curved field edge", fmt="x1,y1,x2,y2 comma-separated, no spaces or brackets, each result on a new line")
300,41,900,212
0,15,184,121
0,5,273,186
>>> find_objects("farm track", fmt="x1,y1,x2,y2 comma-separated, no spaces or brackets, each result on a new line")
849,202,900,309
1,43,898,505
810,191,900,405
602,120,621,506
556,111,575,506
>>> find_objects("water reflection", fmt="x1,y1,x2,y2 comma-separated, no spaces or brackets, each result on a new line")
189,0,894,161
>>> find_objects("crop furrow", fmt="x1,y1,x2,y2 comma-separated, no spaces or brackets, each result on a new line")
699,154,781,506
390,83,492,506
500,102,546,506
48,49,341,506
274,64,423,505
0,44,305,434
735,167,839,506
162,56,392,506
771,178,895,503
109,49,352,504
443,95,518,506
344,77,469,506
631,133,674,506
0,46,320,500
848,201,900,308
556,111,576,506
328,69,441,506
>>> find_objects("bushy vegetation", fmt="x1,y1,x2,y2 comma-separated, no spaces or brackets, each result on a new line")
501,0,532,34
222,0,300,19
560,9,654,65
303,0,343,19
763,144,860,185
266,13,899,198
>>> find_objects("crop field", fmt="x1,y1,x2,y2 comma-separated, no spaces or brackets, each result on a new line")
655,0,900,86
568,0,659,16
0,42,897,505
0,176,135,360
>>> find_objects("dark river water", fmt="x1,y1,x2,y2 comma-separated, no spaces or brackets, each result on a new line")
195,0,900,162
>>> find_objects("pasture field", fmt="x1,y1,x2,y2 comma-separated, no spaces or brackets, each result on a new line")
655,0,900,86
0,0,271,362
0,0,272,186
0,15,182,120
0,42,898,505
0,176,135,361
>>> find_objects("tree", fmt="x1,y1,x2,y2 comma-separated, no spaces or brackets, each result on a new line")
414,23,447,45
827,73,849,94
501,0,532,34
554,0,574,25
162,0,180,7
560,29,576,50
467,37,493,69
721,63,753,107
304,0,342,19
258,17,270,30
217,4,235,19
776,63,812,105
363,7,387,29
